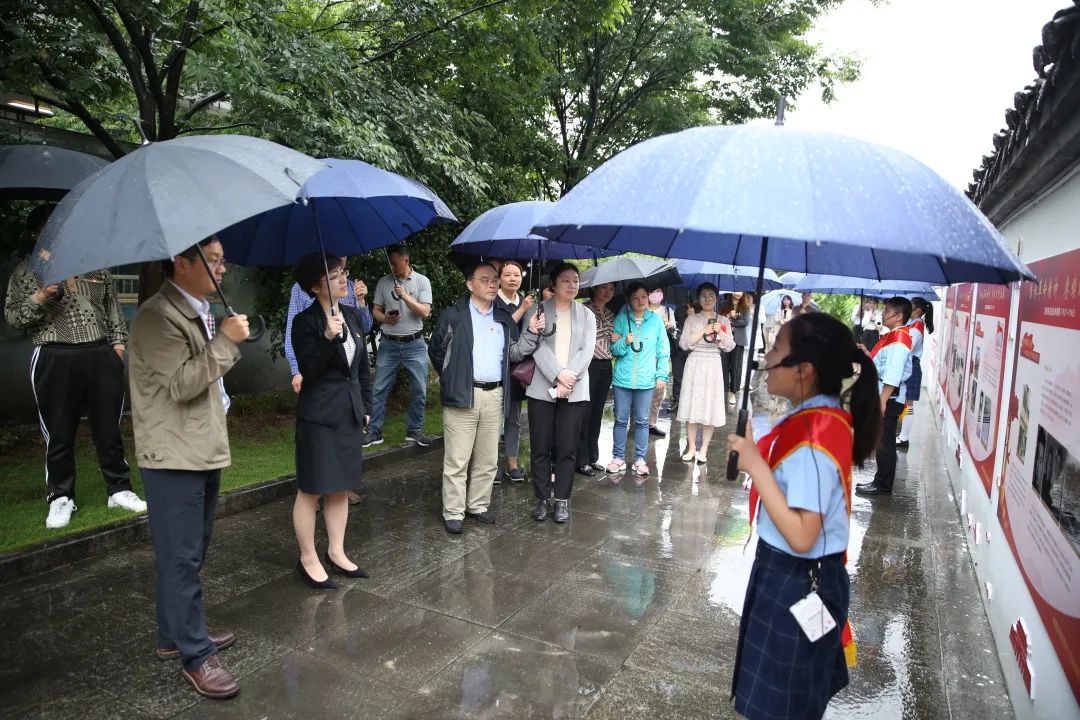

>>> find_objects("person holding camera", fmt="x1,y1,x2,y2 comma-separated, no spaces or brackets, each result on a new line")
366,244,434,448
513,263,597,523
676,283,736,464
5,204,144,530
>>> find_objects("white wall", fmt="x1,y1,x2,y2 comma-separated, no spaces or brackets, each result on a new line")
927,170,1080,719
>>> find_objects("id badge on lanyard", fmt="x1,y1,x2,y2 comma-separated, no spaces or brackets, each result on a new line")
790,565,836,642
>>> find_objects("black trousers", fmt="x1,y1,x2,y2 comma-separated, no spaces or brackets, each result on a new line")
671,347,687,407
143,467,221,671
874,400,905,490
723,345,746,394
577,359,613,467
528,398,586,501
31,341,131,503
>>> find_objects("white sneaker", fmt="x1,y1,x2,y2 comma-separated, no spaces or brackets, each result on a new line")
108,490,148,513
727,392,737,405
45,497,76,529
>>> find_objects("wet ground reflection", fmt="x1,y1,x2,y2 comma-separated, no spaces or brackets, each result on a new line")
0,391,1011,718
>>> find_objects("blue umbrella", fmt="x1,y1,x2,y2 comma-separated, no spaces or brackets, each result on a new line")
218,158,456,266
532,123,1033,478
793,274,938,298
675,260,782,292
532,124,1032,285
759,289,802,315
451,200,610,262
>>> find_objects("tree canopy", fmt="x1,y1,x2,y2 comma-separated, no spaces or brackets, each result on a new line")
1,0,864,351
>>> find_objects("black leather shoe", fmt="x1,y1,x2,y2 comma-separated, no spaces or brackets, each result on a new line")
324,552,369,578
648,425,667,437
553,499,569,523
856,483,892,496
444,519,464,534
576,464,596,476
296,560,339,590
532,498,549,521
466,510,496,524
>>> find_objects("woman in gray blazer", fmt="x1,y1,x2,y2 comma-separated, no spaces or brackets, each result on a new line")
514,262,598,523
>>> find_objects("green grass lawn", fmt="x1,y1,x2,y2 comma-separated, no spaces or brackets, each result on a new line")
0,387,443,555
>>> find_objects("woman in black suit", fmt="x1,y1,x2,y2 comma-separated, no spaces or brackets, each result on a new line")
291,253,373,589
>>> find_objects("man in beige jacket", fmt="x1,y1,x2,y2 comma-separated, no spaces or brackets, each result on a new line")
128,237,248,699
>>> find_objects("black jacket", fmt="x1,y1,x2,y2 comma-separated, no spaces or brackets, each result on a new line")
429,294,526,414
293,303,373,427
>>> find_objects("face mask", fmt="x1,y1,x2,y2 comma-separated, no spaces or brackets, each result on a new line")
648,290,664,304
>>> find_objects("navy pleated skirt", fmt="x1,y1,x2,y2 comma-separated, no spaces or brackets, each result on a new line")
907,356,923,401
731,541,850,720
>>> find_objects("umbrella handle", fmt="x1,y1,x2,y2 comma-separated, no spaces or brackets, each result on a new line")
727,237,769,481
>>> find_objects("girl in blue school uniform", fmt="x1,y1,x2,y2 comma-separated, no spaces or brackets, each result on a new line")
896,296,935,449
727,312,881,720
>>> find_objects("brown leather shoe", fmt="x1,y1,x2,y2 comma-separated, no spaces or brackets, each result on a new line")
182,654,239,699
156,631,237,661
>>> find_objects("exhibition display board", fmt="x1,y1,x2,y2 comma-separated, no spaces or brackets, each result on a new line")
963,283,1013,497
999,249,1080,702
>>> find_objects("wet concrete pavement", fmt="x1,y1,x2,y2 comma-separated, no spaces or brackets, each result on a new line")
0,392,1013,719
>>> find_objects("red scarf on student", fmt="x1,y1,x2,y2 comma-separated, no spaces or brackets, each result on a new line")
747,404,858,665
869,325,912,358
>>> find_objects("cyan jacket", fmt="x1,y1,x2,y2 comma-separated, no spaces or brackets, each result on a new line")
611,308,670,390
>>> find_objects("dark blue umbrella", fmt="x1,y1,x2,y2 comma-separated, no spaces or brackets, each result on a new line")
533,124,1032,285
675,260,782,292
533,123,1033,478
218,158,456,266
451,200,611,261
0,144,109,200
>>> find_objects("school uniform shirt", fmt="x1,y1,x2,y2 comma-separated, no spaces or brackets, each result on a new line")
756,395,851,559
870,325,913,403
906,317,926,359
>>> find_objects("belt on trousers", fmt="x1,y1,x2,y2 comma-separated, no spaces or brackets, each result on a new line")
382,331,423,343
473,380,502,390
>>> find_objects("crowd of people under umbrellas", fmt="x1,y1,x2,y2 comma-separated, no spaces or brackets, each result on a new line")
6,200,932,708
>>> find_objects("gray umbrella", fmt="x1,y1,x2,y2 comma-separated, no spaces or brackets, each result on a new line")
30,135,325,287
578,256,682,290
0,144,110,200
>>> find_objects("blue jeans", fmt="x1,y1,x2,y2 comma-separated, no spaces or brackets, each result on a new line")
368,338,428,435
612,386,654,461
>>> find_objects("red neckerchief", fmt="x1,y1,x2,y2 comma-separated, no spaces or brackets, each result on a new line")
748,405,854,544
869,325,912,358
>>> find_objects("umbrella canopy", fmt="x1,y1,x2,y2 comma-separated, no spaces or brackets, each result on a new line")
793,273,939,298
0,144,110,200
578,256,681,290
779,272,805,288
675,260,782,292
759,289,802,315
217,158,456,266
31,135,325,285
532,124,1033,285
451,200,610,262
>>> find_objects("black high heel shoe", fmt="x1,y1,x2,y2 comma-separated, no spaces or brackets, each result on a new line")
324,552,370,579
296,559,339,590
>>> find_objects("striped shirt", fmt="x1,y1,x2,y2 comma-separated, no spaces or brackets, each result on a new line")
585,301,614,360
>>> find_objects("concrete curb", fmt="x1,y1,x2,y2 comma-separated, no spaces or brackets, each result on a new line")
0,437,443,585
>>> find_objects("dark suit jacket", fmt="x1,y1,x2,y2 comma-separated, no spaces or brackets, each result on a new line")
293,303,373,427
